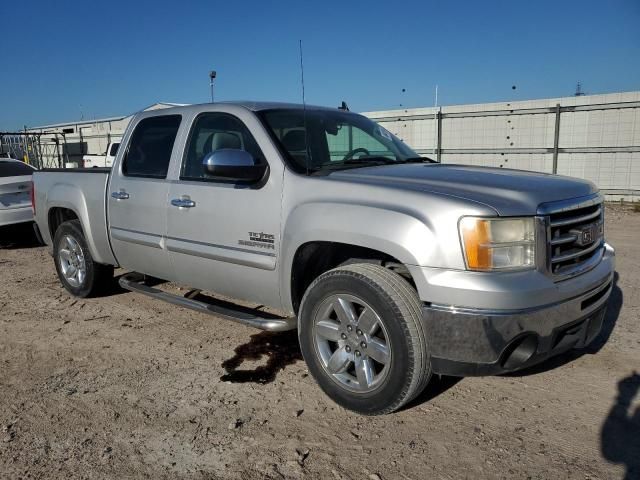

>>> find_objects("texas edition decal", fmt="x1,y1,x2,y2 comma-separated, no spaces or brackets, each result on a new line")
238,232,275,250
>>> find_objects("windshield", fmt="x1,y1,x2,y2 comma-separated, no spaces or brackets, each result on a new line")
259,108,428,173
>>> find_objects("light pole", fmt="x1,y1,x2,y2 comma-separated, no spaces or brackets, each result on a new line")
209,70,217,103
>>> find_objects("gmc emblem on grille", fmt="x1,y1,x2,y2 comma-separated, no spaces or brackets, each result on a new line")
574,222,603,247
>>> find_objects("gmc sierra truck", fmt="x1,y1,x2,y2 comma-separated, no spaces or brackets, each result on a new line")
32,102,615,415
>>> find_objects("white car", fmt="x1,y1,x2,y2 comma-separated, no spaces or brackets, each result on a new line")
0,158,36,227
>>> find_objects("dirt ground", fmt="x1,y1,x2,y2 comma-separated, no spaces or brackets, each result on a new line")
1,206,639,480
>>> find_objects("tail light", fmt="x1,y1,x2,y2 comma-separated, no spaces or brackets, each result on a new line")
30,181,36,215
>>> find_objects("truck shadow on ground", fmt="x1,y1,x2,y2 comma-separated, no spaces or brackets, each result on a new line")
220,330,302,384
193,273,621,411
506,271,623,377
404,375,463,410
0,223,41,249
219,328,463,411
601,372,640,480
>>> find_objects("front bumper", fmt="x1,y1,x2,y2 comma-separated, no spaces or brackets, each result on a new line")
423,247,615,377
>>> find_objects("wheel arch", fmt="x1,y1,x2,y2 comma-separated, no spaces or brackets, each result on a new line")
288,241,416,316
281,202,435,314
44,183,117,266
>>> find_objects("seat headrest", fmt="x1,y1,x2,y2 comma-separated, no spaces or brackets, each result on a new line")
211,132,242,151
281,130,307,151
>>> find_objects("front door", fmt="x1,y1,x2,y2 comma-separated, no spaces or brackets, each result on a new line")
108,114,181,279
165,111,282,308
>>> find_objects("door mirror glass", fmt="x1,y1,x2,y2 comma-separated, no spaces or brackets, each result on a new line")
202,149,266,183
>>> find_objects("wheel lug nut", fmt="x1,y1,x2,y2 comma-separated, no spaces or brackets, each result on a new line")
347,325,353,332
341,333,347,340
356,329,363,336
355,350,361,357
360,341,367,348
345,345,351,353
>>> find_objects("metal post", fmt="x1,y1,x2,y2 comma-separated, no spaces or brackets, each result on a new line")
54,136,61,168
436,108,443,163
552,103,561,174
23,126,29,165
78,127,84,169
433,85,438,156
61,133,70,166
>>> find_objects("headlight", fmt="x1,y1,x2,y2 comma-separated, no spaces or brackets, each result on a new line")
459,217,536,271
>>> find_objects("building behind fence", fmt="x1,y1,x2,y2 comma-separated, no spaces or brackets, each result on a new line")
0,103,182,169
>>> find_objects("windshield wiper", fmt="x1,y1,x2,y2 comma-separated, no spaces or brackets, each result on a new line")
399,156,436,164
316,156,397,171
342,156,397,165
315,155,434,173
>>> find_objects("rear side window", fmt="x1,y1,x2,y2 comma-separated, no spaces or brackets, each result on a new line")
123,115,181,178
0,160,35,177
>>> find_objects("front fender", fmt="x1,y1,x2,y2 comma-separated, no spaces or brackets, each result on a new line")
280,201,440,311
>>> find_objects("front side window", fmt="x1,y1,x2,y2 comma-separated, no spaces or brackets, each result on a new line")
259,109,427,173
123,115,181,178
181,113,264,180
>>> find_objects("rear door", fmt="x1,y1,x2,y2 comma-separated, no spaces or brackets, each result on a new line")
107,115,181,279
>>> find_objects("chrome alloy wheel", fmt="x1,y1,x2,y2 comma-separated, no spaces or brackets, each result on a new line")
312,294,391,393
58,235,86,288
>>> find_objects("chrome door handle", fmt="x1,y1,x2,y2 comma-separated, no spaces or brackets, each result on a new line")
171,198,196,208
111,190,130,200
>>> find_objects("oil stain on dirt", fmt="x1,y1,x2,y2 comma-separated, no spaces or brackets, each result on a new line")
220,331,302,384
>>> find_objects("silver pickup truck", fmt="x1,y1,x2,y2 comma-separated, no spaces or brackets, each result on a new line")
32,102,615,415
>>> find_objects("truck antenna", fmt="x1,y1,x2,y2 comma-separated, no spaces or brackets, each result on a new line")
299,40,311,175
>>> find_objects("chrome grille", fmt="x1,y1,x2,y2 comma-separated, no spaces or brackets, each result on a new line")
547,201,604,277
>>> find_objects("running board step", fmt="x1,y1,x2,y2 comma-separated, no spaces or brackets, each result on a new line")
118,272,296,332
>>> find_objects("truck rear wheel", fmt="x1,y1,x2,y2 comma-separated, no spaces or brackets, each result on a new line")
298,263,431,415
53,219,113,298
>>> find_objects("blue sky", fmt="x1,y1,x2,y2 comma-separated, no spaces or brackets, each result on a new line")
1,0,638,130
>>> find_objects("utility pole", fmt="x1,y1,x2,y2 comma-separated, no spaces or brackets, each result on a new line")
209,70,217,103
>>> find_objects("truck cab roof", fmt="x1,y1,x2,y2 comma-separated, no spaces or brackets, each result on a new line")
135,101,344,117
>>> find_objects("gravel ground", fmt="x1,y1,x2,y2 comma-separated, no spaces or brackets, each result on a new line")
0,206,639,480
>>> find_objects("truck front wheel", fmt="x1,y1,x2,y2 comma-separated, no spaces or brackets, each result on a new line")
53,219,113,298
298,263,431,415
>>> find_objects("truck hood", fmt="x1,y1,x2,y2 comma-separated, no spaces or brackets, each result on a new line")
328,163,598,216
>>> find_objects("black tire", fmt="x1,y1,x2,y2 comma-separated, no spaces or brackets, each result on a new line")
53,219,114,298
298,263,431,415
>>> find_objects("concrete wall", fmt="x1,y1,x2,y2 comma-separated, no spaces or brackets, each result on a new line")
364,91,640,200
22,95,640,200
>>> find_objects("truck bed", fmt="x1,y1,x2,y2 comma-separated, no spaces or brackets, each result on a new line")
40,167,111,173
33,168,117,266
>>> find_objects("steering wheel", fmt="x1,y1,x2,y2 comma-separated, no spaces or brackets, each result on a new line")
342,147,371,161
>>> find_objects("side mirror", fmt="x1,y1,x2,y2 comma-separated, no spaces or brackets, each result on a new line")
202,149,267,183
